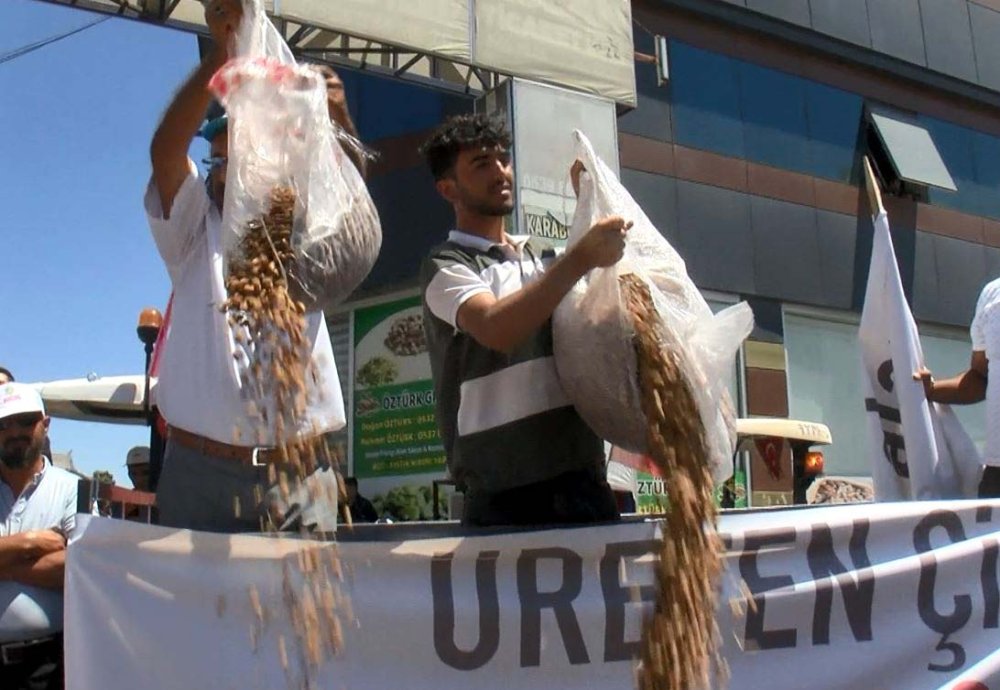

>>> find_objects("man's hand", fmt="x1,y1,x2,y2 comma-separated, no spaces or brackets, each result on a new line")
913,367,935,399
21,529,66,559
567,215,632,272
205,0,242,59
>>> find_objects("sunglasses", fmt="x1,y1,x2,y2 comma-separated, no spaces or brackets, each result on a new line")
201,156,229,171
0,414,42,432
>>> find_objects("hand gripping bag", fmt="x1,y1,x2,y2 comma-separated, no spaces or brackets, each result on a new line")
209,0,381,311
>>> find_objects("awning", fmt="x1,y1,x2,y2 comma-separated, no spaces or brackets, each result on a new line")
39,0,636,105
32,375,152,426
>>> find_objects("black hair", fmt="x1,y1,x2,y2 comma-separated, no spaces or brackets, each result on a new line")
420,113,511,181
0,367,13,382
344,476,359,489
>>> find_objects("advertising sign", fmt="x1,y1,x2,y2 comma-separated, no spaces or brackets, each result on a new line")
352,295,444,481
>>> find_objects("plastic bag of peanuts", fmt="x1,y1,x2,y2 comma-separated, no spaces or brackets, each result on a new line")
208,0,381,313
552,131,754,486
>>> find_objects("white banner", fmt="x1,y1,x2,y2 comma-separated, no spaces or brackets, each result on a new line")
859,211,980,500
66,500,1000,689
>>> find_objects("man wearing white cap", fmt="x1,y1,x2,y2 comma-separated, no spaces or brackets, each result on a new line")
0,383,79,688
125,446,151,493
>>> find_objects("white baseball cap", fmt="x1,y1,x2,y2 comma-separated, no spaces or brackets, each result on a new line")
0,383,45,421
126,446,150,467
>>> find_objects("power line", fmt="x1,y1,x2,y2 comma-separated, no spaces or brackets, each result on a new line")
0,15,111,67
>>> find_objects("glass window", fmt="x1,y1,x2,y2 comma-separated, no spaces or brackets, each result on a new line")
973,131,1000,220
738,61,810,173
805,82,863,183
669,42,745,158
784,311,870,477
670,41,864,184
667,40,1000,219
923,116,977,216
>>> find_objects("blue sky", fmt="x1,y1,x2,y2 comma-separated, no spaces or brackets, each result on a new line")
0,0,205,484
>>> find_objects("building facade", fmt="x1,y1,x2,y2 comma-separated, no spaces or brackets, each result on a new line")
330,0,1000,506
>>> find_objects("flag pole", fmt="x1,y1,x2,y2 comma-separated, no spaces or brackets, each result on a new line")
863,156,886,216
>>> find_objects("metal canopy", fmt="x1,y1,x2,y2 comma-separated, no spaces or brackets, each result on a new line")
867,104,958,192
34,0,636,103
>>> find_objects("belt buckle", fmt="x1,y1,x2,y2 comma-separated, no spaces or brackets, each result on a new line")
252,448,267,467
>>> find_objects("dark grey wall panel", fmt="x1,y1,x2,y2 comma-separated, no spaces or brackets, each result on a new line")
362,166,452,291
749,196,826,304
619,28,672,141
918,0,978,83
621,169,679,245
815,209,859,308
984,248,1000,292
674,180,757,294
911,232,940,322
746,0,812,26
867,0,928,65
618,79,673,141
912,232,987,326
809,0,872,47
970,3,1000,91
693,0,999,94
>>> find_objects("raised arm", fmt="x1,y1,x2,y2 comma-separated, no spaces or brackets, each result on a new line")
457,216,632,354
149,0,240,217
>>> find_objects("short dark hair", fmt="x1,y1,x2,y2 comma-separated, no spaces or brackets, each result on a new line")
344,476,359,489
420,113,511,180
0,367,13,382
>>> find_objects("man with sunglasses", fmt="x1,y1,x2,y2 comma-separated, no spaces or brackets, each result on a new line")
145,0,362,533
0,383,79,689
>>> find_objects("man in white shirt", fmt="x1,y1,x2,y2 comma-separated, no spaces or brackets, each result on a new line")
917,277,1000,495
146,0,357,533
0,383,79,689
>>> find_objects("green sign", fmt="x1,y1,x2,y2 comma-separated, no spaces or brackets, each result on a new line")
634,468,747,514
352,295,445,478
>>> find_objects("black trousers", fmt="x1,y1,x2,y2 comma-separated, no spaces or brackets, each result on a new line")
4,634,63,690
463,469,620,527
980,466,1000,498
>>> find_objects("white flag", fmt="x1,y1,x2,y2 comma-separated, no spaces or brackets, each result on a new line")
859,211,981,500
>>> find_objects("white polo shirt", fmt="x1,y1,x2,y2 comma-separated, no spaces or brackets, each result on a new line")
145,164,346,446
971,277,1000,465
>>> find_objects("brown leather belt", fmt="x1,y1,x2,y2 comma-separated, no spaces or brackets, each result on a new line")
168,425,281,466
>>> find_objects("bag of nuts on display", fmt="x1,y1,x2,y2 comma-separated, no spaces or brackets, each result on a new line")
209,6,381,314
553,132,755,690
553,131,753,486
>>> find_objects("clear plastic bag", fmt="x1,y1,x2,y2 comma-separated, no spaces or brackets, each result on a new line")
553,132,754,485
208,0,381,311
